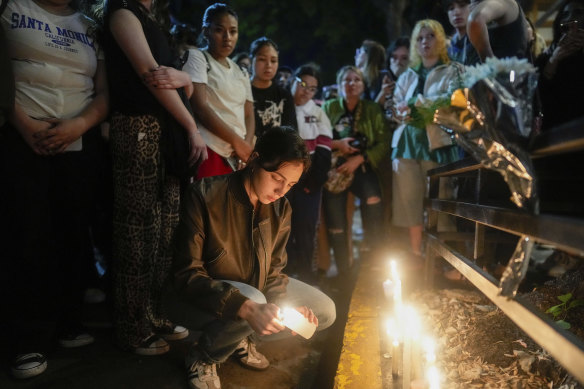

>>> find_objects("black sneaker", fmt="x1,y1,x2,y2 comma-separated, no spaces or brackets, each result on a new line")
59,332,95,348
133,335,169,356
155,324,189,341
11,353,47,379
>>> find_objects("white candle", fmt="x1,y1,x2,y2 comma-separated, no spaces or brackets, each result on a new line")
392,339,400,378
402,331,411,389
281,307,316,339
423,336,436,365
427,366,440,389
393,278,402,309
387,318,401,378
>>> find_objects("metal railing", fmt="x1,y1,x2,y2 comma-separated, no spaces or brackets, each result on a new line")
424,118,584,385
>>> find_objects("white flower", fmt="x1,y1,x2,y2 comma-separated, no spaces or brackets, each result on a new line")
462,57,536,88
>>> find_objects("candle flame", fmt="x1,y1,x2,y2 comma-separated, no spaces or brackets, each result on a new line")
427,365,440,389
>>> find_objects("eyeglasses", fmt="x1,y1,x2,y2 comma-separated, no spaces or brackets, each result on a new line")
355,47,365,57
295,77,318,93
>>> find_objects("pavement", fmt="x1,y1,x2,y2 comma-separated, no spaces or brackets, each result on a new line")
0,264,358,389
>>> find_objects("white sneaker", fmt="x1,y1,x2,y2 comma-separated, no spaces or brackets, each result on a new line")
11,353,47,379
187,360,221,389
233,337,269,370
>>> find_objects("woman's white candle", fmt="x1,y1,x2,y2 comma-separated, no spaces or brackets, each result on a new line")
281,307,316,339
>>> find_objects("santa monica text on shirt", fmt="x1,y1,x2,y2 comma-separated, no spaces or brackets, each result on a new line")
10,12,95,49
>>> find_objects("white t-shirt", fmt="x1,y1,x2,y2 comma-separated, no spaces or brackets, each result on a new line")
1,0,101,151
295,99,333,149
182,49,253,158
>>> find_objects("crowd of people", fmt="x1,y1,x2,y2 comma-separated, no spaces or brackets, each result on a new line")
1,0,583,388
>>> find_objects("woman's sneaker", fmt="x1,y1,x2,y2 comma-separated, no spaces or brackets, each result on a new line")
187,360,221,389
59,332,95,348
133,335,170,356
232,337,269,370
11,353,47,379
155,324,189,341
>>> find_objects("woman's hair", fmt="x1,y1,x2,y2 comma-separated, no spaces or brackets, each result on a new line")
250,127,311,173
199,3,238,46
250,37,279,57
233,52,250,64
442,0,470,12
359,40,386,90
386,36,410,69
293,63,321,88
335,65,365,93
552,0,584,43
409,19,450,67
89,0,170,30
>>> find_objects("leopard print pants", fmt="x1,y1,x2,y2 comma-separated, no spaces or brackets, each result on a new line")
110,113,180,349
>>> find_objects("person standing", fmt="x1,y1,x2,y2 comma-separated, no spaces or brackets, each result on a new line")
391,19,462,264
1,0,108,378
285,64,332,283
250,37,297,139
322,65,390,277
445,0,481,65
93,0,207,355
173,3,254,179
467,0,529,61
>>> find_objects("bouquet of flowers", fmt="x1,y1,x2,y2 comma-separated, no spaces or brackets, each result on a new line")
433,57,539,297
434,57,539,212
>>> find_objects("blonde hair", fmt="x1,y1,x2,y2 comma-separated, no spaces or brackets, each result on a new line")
335,65,365,99
409,19,450,68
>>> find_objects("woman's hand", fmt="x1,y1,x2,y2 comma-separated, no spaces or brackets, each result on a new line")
142,66,192,90
336,154,365,175
336,137,359,156
375,74,396,105
17,118,53,155
545,29,584,78
232,136,253,162
34,117,84,155
187,128,208,166
395,101,411,122
238,300,286,336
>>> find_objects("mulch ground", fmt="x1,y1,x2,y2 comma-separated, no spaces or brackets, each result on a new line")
407,263,584,389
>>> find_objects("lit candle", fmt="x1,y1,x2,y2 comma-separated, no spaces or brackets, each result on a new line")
281,307,316,339
387,318,401,378
390,260,399,281
423,336,436,365
427,365,440,389
393,278,402,309
383,279,394,299
402,331,411,389
392,338,400,378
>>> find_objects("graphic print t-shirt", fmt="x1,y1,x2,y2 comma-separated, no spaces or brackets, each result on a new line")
1,0,100,150
251,83,297,139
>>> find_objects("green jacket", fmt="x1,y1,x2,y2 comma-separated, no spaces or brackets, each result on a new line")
322,97,390,170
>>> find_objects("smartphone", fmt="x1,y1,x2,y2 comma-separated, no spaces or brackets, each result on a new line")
380,69,396,81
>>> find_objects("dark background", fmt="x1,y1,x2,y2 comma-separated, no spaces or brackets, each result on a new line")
169,0,453,85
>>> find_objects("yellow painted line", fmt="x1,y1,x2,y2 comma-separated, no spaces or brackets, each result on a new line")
334,261,383,389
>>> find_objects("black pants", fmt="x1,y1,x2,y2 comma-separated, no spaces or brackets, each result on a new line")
0,125,97,356
323,165,384,274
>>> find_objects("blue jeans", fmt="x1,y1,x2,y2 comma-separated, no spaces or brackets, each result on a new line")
166,278,336,365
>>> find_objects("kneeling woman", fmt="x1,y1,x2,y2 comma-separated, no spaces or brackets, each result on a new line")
172,127,336,389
